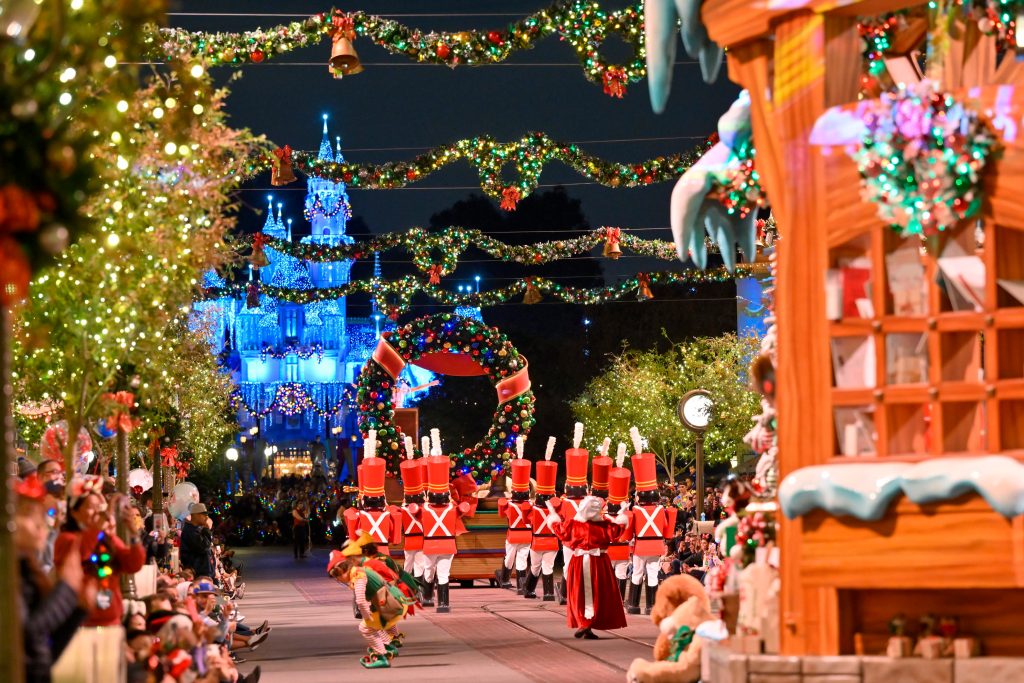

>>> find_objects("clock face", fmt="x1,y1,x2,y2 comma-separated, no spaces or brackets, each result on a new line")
682,394,712,429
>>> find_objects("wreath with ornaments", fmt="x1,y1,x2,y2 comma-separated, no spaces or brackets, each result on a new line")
356,313,535,480
851,80,998,237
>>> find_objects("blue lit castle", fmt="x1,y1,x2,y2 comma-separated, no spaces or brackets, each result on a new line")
195,116,434,478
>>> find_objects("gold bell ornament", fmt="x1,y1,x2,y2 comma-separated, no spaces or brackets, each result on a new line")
603,226,622,259
523,277,543,305
329,13,363,78
636,274,654,301
271,145,297,186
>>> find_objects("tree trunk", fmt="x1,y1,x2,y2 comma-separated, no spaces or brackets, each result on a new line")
0,305,25,682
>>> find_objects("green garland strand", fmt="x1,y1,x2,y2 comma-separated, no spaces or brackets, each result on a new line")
153,1,645,97
245,133,713,208
249,226,682,277
201,265,768,318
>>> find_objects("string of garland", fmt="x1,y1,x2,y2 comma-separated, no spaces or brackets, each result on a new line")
202,265,768,319
254,133,713,209
705,136,766,219
153,1,645,97
228,383,355,418
247,226,687,279
259,342,325,362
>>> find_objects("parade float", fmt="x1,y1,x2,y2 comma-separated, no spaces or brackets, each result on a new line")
645,0,1024,679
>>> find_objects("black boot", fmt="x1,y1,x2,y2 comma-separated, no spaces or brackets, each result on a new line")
436,583,450,614
626,582,642,615
644,582,657,615
523,572,540,599
618,578,627,602
419,578,435,607
495,565,512,589
557,577,568,606
541,573,555,602
516,572,527,595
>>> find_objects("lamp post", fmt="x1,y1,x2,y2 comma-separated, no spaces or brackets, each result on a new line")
677,389,713,522
226,447,239,494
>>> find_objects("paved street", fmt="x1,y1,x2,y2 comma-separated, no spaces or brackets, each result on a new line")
233,547,658,683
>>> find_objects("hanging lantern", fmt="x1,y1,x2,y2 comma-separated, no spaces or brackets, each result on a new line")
637,274,654,301
523,277,542,305
603,227,622,259
251,233,270,268
271,145,296,186
329,13,363,77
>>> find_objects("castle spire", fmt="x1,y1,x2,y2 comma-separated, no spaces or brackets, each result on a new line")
276,202,284,232
287,218,293,242
318,114,334,162
335,135,345,163
262,195,275,232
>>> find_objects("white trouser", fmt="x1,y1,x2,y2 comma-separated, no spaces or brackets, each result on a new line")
529,549,558,576
504,541,531,571
611,559,630,580
561,546,574,574
403,549,424,577
630,554,660,586
422,553,454,585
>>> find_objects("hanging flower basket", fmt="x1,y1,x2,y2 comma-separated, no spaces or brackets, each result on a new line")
850,80,998,237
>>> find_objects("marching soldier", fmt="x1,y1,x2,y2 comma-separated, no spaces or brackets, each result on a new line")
526,436,560,601
496,436,533,593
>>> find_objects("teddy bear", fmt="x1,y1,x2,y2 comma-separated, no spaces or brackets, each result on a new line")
626,574,715,683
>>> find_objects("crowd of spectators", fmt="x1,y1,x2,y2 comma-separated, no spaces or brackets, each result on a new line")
14,455,269,683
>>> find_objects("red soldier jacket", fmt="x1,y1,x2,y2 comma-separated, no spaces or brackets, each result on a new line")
414,501,471,555
528,507,559,552
607,509,632,562
625,504,677,557
400,505,423,552
344,506,402,552
497,498,533,545
555,497,585,549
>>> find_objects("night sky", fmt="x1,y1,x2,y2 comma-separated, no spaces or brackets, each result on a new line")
171,0,740,251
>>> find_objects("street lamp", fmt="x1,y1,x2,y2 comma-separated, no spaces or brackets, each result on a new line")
677,389,713,521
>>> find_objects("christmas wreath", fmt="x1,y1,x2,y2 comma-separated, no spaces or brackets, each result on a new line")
356,313,535,480
851,80,997,237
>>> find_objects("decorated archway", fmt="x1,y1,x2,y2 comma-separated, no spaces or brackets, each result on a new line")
356,313,534,480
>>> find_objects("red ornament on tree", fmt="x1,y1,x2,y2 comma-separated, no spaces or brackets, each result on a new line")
251,49,265,63
436,43,451,59
487,31,503,45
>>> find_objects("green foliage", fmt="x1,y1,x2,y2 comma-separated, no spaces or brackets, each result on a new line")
571,333,761,480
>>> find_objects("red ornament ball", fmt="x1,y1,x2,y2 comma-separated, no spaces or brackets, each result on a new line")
487,31,502,44
251,49,265,63
436,43,451,59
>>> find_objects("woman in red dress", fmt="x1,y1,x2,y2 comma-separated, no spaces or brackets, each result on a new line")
548,495,630,639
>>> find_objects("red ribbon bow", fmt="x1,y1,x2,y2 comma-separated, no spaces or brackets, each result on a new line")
500,186,521,211
602,67,627,98
332,12,354,35
160,446,179,468
427,264,442,285
273,145,293,164
606,227,621,246
252,232,269,249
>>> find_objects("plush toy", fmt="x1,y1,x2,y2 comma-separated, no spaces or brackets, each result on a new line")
626,574,715,683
